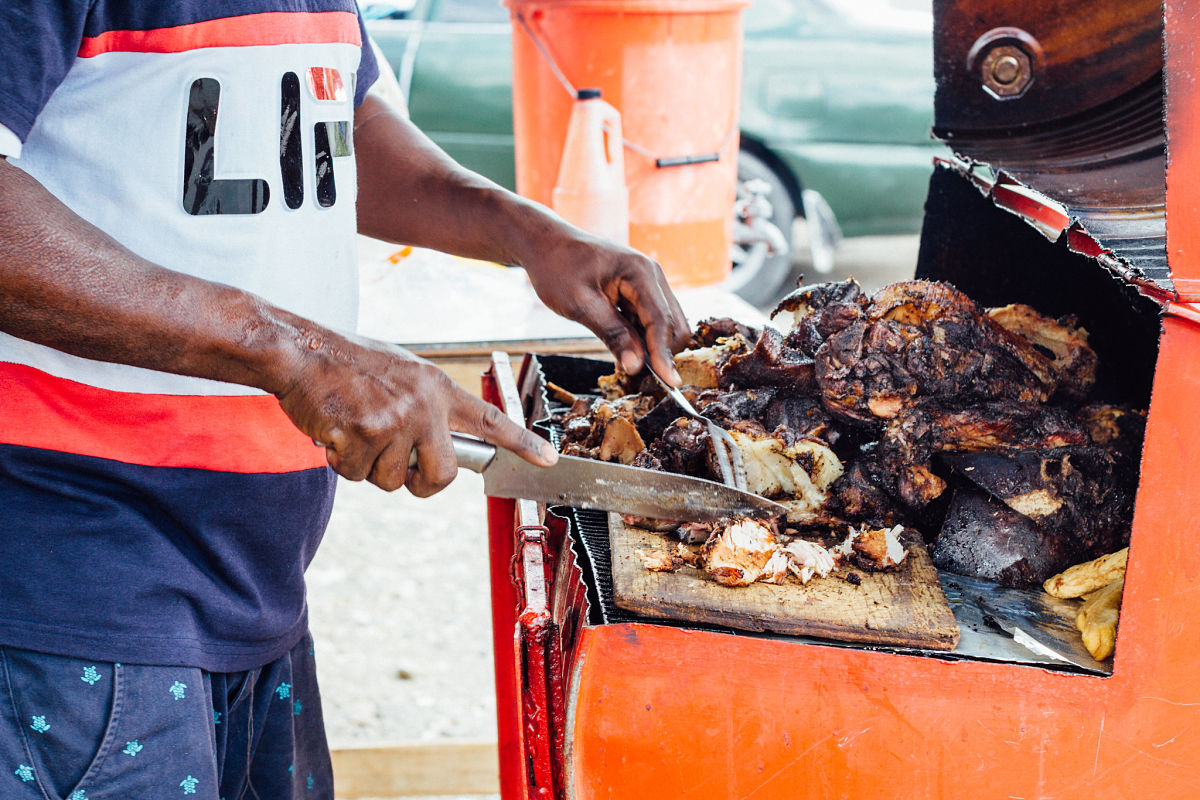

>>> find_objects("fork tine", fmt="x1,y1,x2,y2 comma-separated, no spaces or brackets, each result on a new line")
710,425,747,491
710,425,736,487
647,366,747,491
721,430,748,492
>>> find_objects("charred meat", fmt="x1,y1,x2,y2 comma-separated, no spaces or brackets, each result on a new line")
555,278,1145,589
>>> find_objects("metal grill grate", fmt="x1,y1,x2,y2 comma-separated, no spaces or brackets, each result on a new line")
560,506,640,625
534,353,652,626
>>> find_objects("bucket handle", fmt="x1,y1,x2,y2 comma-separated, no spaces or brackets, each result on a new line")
599,112,622,167
655,153,722,168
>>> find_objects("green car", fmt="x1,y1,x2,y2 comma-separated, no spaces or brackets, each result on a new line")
364,0,944,304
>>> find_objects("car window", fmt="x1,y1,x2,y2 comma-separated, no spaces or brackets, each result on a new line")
744,0,807,31
432,0,511,23
359,1,418,19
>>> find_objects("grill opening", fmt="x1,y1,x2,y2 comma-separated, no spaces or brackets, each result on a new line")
526,163,1161,673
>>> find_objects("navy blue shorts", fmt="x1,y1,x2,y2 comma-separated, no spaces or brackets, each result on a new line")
0,632,331,800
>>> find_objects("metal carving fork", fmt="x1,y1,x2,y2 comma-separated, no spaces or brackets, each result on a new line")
648,367,747,492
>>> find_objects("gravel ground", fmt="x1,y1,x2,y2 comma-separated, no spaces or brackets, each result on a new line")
308,474,499,800
308,473,495,746
306,234,916,798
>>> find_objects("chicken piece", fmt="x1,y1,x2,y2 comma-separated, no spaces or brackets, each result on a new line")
694,388,840,447
636,548,683,572
1082,404,1145,446
782,539,837,583
673,334,752,389
772,279,870,357
758,548,793,584
674,542,706,568
718,326,816,392
558,393,659,457
754,540,838,585
833,525,907,571
598,416,645,464
815,282,1061,425
646,418,715,478
726,429,843,523
1076,578,1123,661
827,454,901,528
701,519,780,587
986,304,1097,399
941,445,1136,560
932,487,1077,587
1043,548,1128,599
620,514,680,533
878,401,1089,507
689,317,759,349
597,369,633,400
545,381,579,405
677,521,722,544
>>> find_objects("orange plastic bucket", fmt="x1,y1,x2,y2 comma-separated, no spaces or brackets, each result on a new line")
505,0,748,288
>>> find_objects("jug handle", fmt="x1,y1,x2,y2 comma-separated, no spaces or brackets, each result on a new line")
600,106,622,166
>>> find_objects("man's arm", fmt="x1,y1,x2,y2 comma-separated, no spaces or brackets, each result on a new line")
0,155,556,496
352,95,691,380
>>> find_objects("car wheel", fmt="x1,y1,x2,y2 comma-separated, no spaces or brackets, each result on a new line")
724,148,797,308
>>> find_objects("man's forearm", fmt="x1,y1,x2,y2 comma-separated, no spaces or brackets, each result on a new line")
353,95,568,268
353,94,692,382
0,156,305,395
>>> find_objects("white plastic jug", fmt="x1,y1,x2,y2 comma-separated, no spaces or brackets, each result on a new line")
551,88,630,245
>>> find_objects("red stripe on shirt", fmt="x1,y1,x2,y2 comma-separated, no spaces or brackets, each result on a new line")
77,11,362,58
0,363,326,473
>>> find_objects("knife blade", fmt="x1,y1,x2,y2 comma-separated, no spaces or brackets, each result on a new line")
440,433,787,522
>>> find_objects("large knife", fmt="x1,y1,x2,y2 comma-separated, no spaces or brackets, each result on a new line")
431,433,787,522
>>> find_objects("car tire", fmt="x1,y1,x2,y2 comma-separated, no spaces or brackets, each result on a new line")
724,147,798,308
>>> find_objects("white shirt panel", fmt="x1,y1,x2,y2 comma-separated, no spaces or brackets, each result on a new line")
8,42,363,395
0,123,20,158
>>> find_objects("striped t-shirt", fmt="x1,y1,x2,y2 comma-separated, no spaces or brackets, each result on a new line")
0,0,379,670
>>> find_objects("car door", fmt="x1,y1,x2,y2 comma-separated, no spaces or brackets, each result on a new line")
740,0,941,235
405,0,517,189
363,0,431,102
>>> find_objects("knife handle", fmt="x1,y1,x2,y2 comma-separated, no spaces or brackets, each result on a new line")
406,433,497,473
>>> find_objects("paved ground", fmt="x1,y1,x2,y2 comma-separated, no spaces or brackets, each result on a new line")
307,234,917,798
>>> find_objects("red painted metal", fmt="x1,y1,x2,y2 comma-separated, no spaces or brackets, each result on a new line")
486,354,566,799
482,367,525,800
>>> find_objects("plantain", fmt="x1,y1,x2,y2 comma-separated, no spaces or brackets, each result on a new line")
1075,577,1123,661
1045,548,1128,599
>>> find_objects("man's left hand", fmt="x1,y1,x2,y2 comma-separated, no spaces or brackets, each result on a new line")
354,95,692,382
522,230,691,385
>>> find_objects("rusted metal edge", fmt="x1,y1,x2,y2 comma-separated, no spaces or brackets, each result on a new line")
498,352,568,798
933,156,1199,323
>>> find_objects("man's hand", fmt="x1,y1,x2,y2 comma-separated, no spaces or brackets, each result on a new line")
274,334,556,495
520,230,691,385
354,96,692,385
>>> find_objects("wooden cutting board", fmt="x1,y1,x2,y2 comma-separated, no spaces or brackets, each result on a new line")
609,514,961,650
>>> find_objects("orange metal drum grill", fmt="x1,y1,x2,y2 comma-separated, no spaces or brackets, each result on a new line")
482,1,1200,797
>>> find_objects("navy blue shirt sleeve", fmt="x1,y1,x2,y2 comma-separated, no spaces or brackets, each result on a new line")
354,9,380,106
0,1,92,142
0,2,379,140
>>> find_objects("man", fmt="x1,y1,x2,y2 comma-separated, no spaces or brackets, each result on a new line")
0,2,689,798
